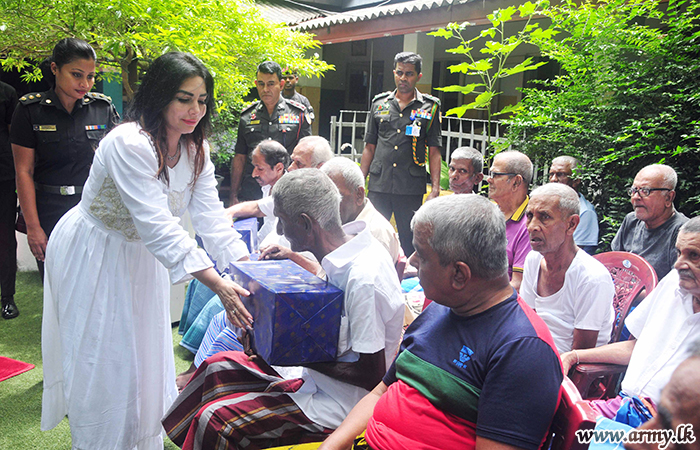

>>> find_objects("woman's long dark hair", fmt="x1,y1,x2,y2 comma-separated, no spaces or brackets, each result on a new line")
40,38,97,88
125,52,214,185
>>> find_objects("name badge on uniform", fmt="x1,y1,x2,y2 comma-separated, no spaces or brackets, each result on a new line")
249,120,260,125
376,110,390,117
279,114,300,124
405,125,421,137
33,125,57,132
85,125,107,131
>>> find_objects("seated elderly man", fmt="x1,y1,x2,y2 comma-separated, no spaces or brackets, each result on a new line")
185,159,403,380
183,158,402,386
561,216,700,418
548,155,599,254
486,150,534,291
521,183,615,354
318,194,563,450
612,164,688,279
321,157,399,264
289,135,334,170
224,140,290,241
163,169,405,449
625,340,700,450
448,146,484,195
224,136,333,236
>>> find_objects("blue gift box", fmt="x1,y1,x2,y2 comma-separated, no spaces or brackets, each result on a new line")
228,259,344,366
195,217,259,269
232,217,259,253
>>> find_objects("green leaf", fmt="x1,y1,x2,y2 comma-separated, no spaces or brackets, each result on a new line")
480,28,497,39
446,45,473,55
435,83,485,95
448,60,492,73
493,103,523,116
474,91,497,107
428,28,454,39
445,104,471,116
501,58,548,76
519,1,537,17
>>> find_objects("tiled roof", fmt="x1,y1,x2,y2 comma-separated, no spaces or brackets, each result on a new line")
291,0,459,31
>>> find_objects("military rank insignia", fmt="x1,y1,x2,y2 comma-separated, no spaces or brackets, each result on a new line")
85,125,107,131
279,114,300,124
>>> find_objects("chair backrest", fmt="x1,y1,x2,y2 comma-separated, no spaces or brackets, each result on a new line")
593,251,658,343
546,377,599,450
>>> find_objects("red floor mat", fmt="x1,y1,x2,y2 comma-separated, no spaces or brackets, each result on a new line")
0,356,35,383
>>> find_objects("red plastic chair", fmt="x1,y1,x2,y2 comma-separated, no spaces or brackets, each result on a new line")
593,252,658,343
570,251,658,399
545,377,599,450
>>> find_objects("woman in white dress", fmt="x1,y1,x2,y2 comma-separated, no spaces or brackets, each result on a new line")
41,52,254,450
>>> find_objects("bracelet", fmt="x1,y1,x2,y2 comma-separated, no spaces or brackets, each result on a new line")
573,349,580,365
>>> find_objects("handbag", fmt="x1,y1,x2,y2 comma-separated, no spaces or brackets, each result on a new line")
15,205,26,234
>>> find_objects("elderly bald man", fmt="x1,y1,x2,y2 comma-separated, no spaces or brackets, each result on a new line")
612,164,688,279
521,183,614,354
486,150,534,291
548,155,599,254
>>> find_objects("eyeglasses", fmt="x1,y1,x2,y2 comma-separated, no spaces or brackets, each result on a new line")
549,171,571,179
488,171,518,179
627,187,671,197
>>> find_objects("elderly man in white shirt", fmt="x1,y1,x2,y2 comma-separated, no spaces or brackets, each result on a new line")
164,169,405,449
321,157,400,265
561,215,700,417
521,183,615,354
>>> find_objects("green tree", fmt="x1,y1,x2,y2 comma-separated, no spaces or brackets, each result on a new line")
428,0,553,147
505,0,700,249
0,0,331,107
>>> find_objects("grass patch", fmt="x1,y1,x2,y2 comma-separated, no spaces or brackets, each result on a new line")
0,271,194,449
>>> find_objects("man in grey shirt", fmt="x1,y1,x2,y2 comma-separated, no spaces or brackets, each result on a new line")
611,164,688,279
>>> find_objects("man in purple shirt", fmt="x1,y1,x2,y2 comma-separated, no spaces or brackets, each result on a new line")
487,151,533,292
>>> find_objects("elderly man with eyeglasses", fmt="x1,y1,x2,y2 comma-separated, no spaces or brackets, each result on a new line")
611,164,688,279
486,150,534,292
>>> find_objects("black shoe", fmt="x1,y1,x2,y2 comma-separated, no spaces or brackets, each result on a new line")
1,297,19,319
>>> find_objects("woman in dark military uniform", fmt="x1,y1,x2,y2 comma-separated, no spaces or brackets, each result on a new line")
11,38,119,277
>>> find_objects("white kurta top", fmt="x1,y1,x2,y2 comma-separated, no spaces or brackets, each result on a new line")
41,122,248,450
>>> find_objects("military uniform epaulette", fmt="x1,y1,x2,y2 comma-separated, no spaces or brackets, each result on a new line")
84,92,113,103
372,91,391,102
423,93,441,105
241,101,260,114
18,92,44,105
285,98,307,112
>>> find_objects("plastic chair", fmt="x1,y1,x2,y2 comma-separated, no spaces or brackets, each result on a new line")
593,252,658,343
545,377,599,450
570,251,658,399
